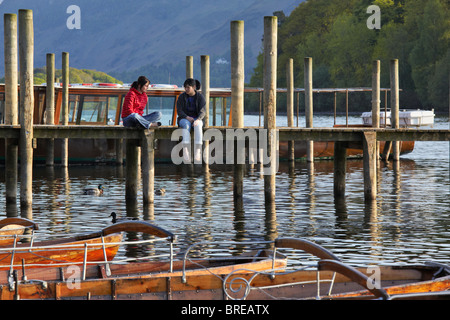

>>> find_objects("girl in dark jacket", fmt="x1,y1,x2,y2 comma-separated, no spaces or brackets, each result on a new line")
177,78,206,162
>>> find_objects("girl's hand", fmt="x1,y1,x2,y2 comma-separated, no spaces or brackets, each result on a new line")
193,119,201,127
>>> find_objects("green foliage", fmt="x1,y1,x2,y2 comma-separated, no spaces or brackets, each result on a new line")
249,0,449,113
32,67,122,85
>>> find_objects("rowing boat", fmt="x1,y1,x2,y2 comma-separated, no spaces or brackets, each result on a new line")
0,220,174,270
0,237,448,300
0,218,39,246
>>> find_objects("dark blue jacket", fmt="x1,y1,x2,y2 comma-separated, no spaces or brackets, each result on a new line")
176,92,206,125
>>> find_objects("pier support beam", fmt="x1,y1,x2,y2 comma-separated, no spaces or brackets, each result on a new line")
61,52,69,166
286,58,295,162
231,20,245,199
18,9,34,209
372,60,380,163
125,140,139,200
263,16,278,203
186,56,193,79
4,13,19,205
201,55,210,167
333,142,347,198
45,53,55,166
372,60,380,129
141,131,155,204
304,57,314,162
390,59,400,161
363,132,377,201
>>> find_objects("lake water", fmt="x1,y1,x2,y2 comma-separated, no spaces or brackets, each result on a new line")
0,115,449,267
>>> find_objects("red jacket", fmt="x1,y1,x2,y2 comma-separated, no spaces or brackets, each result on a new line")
121,88,148,118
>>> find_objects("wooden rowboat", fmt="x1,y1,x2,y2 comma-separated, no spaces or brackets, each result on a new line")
0,220,175,270
0,218,39,246
0,237,448,300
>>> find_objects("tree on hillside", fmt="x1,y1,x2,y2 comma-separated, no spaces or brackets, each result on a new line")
247,0,449,112
408,0,449,108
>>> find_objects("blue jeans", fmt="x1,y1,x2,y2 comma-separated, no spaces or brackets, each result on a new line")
122,111,162,129
179,118,203,145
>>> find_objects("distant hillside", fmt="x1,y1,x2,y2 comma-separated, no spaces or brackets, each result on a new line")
0,0,300,86
32,67,122,85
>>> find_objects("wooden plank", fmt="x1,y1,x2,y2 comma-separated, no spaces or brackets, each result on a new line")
1,125,449,143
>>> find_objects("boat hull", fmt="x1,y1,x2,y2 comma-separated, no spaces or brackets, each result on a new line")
0,250,287,300
0,218,39,246
1,263,448,300
278,140,415,160
0,233,122,270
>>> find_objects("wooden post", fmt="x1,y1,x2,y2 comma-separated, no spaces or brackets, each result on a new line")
4,13,19,205
46,53,55,166
304,57,314,162
286,58,294,161
186,56,193,79
201,55,210,166
222,98,227,126
18,9,34,209
263,16,277,203
126,140,139,200
61,52,69,166
333,142,347,198
372,60,380,162
141,131,155,204
230,20,244,128
230,21,245,199
363,132,377,201
372,60,380,129
390,59,400,161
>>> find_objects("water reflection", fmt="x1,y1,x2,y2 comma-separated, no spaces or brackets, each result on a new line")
0,140,449,266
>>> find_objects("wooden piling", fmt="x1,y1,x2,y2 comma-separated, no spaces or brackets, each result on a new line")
141,131,155,204
201,55,210,166
186,56,193,79
61,52,69,166
363,132,377,201
390,59,400,161
45,53,55,166
230,21,244,129
372,60,380,129
333,142,347,198
4,13,18,205
372,60,380,161
230,21,245,199
304,57,314,162
18,9,34,209
263,16,277,203
125,140,139,200
286,58,294,161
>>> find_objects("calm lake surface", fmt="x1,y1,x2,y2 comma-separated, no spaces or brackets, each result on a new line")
1,115,449,267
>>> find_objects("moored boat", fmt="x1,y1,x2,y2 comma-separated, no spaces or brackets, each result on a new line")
0,217,39,246
0,236,447,300
0,220,176,270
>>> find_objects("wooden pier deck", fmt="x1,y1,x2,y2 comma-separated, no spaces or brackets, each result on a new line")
1,124,449,142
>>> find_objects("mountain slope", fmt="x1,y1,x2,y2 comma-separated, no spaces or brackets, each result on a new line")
0,0,300,82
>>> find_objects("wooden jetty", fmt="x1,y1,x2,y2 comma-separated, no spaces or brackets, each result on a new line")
1,11,449,210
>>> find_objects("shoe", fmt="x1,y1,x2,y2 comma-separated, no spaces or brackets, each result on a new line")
150,122,161,127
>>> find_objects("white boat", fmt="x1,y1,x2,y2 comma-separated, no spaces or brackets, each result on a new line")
361,109,435,127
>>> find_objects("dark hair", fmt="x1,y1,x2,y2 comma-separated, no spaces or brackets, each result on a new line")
183,78,201,90
131,76,150,90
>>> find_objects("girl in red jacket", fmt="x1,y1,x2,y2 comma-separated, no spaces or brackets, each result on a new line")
121,76,161,128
